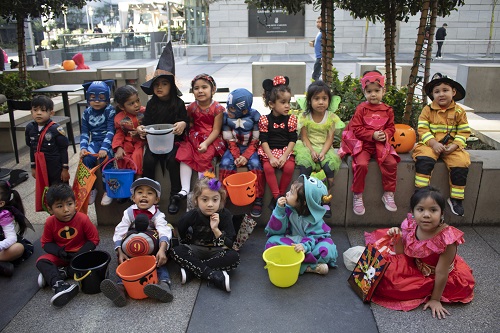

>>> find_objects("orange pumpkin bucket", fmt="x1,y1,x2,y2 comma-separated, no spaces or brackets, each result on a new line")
390,124,416,153
222,171,257,206
116,255,158,299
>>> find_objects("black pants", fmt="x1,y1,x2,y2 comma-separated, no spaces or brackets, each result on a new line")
36,259,73,287
142,145,181,197
170,244,239,280
436,42,444,57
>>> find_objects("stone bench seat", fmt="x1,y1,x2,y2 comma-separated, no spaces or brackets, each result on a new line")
93,150,500,228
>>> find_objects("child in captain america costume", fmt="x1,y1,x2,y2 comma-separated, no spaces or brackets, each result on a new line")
218,88,265,218
80,80,116,206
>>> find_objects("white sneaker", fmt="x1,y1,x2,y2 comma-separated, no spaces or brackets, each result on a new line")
38,273,46,288
101,193,113,206
88,189,98,205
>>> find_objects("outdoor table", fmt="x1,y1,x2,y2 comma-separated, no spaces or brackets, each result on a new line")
32,84,84,153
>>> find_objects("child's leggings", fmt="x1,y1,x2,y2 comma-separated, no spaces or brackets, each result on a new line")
262,156,296,199
352,150,397,193
169,244,240,280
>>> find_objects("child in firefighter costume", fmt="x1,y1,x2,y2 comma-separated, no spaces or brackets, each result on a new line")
219,88,265,218
413,73,470,216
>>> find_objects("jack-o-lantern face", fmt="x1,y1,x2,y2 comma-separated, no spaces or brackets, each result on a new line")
390,124,416,153
246,185,255,198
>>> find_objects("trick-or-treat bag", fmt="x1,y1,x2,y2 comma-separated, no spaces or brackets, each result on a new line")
72,154,108,214
34,121,53,212
348,243,389,302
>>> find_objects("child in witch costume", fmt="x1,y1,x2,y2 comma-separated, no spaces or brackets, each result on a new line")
80,80,116,206
100,177,174,306
25,95,70,211
137,41,188,215
219,88,265,218
413,73,471,216
36,184,99,308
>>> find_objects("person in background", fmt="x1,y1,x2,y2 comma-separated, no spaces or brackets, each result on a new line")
311,16,322,81
93,24,103,34
435,23,447,59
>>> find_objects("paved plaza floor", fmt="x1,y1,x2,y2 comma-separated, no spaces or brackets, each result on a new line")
0,53,499,332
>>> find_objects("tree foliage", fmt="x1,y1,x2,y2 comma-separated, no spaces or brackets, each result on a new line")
0,0,87,88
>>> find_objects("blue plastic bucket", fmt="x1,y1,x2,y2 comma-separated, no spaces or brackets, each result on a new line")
102,157,137,199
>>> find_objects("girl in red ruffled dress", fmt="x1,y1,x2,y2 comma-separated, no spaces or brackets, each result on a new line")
365,186,474,319
176,74,226,195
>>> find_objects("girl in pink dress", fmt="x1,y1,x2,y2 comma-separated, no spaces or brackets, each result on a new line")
365,186,474,319
176,74,226,196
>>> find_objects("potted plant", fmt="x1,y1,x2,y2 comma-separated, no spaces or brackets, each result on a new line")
0,72,48,114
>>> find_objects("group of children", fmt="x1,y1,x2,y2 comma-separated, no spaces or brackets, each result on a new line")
0,42,476,317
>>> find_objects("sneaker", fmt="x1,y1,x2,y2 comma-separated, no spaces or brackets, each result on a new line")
101,193,113,206
382,192,398,212
38,267,68,288
100,279,127,307
353,193,365,215
180,267,195,285
50,281,79,308
448,198,464,216
209,271,230,292
250,198,263,218
143,281,174,303
88,189,98,205
0,261,14,277
306,263,329,275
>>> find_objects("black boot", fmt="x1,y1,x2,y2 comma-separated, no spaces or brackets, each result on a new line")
143,281,174,303
0,261,14,277
100,279,127,307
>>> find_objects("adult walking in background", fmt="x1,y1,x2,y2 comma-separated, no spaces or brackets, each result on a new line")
311,16,322,81
435,23,447,59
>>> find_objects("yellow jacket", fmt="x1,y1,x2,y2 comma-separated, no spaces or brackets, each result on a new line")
417,101,471,148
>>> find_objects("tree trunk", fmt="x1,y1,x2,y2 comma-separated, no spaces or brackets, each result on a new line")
363,18,369,57
322,1,335,86
403,0,431,125
391,5,397,87
486,0,498,57
16,14,28,88
427,0,438,97
384,3,392,87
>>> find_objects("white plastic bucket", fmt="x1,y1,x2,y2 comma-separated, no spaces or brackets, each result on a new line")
145,124,175,154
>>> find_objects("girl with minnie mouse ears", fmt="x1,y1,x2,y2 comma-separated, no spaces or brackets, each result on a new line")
258,76,298,209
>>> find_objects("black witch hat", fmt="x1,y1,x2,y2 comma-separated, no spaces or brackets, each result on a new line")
141,41,182,96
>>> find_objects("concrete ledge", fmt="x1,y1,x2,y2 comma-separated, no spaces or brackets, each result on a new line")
252,62,306,96
93,151,493,227
470,150,500,225
457,64,500,113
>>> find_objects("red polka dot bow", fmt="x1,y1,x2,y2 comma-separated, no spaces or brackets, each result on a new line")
273,123,285,129
273,76,286,86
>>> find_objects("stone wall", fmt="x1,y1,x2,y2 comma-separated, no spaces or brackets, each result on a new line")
209,0,500,56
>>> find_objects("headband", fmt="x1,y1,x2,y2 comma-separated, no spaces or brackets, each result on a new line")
361,72,385,89
191,73,216,89
262,76,290,92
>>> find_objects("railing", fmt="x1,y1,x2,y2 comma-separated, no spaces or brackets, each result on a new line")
58,32,157,53
154,42,291,64
431,39,499,60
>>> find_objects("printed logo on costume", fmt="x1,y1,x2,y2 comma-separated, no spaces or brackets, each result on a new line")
44,132,53,141
56,126,66,135
88,113,106,127
58,225,78,240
